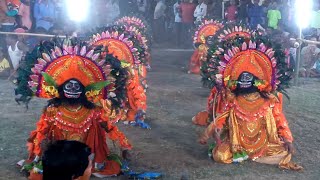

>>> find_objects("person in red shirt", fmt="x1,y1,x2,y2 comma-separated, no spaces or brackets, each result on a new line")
225,0,237,22
180,0,196,48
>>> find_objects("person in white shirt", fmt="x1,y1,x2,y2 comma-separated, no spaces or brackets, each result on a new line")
153,0,167,43
173,0,183,46
194,0,207,23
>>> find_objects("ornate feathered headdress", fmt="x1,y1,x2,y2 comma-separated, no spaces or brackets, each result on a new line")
201,25,253,89
211,35,292,93
193,19,224,45
15,38,128,109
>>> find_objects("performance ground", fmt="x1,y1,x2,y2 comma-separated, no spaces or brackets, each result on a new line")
0,48,320,180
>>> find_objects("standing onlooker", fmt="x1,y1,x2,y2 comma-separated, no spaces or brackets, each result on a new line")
247,0,264,29
137,0,147,16
34,0,56,31
238,0,249,24
267,2,281,29
154,0,167,43
119,0,129,16
193,0,207,23
104,0,120,26
225,0,237,23
311,3,320,36
173,0,183,46
181,0,196,47
18,0,32,30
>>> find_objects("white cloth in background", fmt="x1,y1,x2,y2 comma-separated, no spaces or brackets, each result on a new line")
8,41,23,70
194,3,207,22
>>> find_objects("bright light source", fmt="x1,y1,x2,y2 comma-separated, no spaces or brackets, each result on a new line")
295,0,313,29
66,0,89,22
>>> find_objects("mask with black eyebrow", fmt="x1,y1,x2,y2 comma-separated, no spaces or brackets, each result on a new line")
234,72,259,96
63,79,83,99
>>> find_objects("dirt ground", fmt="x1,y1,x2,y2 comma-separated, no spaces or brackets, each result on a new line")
0,48,320,180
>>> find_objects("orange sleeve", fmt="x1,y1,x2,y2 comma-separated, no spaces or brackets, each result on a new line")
273,93,294,143
28,111,52,156
127,73,147,111
199,111,229,142
206,87,217,113
100,110,132,150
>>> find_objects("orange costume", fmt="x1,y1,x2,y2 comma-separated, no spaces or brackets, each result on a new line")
189,20,223,74
17,40,132,178
116,16,151,90
90,29,147,122
193,26,252,126
197,37,303,170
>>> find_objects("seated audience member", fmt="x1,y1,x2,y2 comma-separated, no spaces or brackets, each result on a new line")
300,36,320,77
0,47,11,78
42,140,93,180
310,52,320,77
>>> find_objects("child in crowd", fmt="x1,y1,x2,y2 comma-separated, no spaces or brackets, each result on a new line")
267,2,281,29
225,0,237,23
0,47,11,78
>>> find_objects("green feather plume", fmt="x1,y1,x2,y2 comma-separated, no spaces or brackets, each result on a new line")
85,81,110,92
41,72,57,87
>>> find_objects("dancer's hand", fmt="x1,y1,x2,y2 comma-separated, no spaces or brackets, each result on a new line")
199,136,207,145
284,141,295,154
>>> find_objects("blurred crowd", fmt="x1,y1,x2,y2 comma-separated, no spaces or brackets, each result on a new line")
1,0,320,79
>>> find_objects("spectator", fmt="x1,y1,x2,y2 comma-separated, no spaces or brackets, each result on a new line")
0,47,11,78
280,0,290,29
18,0,32,30
267,2,281,29
247,0,264,29
225,0,237,23
193,0,207,23
34,0,56,31
238,0,249,24
0,0,16,32
180,0,196,47
300,37,320,77
119,0,129,16
104,0,120,26
42,140,93,180
206,0,222,19
310,52,320,77
173,0,183,46
153,0,167,43
311,3,320,36
137,0,147,16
